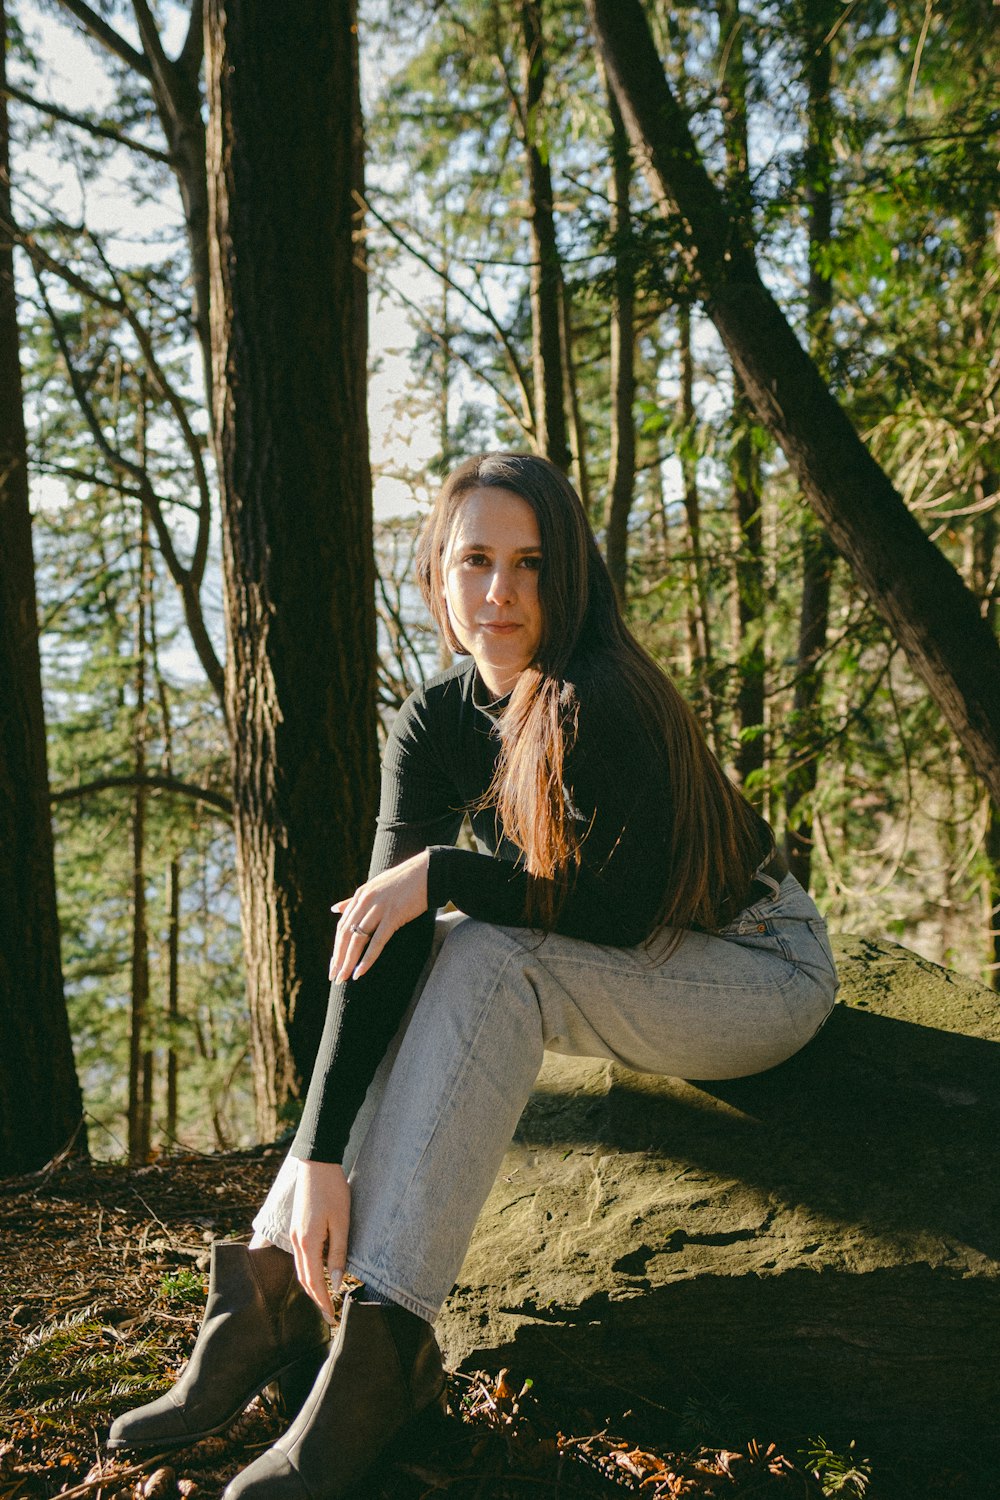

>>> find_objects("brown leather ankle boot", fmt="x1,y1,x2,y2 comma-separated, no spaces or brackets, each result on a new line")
222,1287,447,1499
108,1242,329,1452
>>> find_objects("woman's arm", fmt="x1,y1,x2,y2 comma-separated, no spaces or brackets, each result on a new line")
291,687,466,1167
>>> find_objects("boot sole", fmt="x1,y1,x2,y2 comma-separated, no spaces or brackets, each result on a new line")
106,1345,329,1453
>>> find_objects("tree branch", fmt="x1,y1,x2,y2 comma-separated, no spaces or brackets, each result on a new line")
55,0,149,78
1,82,172,163
89,234,213,589
363,192,535,432
34,267,226,713
52,771,232,816
130,0,180,121
178,0,205,85
384,271,531,435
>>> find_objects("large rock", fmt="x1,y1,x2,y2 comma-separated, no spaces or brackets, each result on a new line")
436,936,1000,1466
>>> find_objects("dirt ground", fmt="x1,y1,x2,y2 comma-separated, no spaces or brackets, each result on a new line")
0,1147,946,1500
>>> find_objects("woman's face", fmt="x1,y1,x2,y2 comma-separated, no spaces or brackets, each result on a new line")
443,486,544,696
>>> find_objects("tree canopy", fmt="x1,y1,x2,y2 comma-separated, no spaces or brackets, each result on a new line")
0,0,996,1160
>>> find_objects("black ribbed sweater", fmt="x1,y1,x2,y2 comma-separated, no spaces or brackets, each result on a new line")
291,654,770,1163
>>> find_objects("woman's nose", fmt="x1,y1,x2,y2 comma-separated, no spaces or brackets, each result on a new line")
486,567,516,604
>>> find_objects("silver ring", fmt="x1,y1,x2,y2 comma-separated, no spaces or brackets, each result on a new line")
350,922,373,939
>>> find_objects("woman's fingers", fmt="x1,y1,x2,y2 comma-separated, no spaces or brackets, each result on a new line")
327,852,430,983
328,899,366,980
349,920,389,981
293,1228,337,1323
330,906,380,983
289,1162,351,1324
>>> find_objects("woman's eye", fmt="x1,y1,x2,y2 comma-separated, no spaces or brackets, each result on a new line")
464,553,489,567
520,555,542,570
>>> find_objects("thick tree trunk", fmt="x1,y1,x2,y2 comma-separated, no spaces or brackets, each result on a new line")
730,411,765,793
520,0,571,473
587,0,1000,804
206,0,378,1138
0,2,86,1174
785,0,838,887
602,71,636,604
969,472,1000,987
717,0,765,795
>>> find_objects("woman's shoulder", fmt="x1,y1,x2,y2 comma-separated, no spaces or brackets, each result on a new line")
563,645,642,716
388,657,476,743
562,647,667,762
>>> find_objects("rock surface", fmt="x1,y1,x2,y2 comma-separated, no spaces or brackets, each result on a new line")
436,936,1000,1463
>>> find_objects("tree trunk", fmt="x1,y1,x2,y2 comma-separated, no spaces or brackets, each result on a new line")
717,0,765,795
0,0,86,1174
128,502,152,1163
166,856,180,1139
677,304,719,752
520,0,571,472
785,0,839,887
602,67,636,604
206,0,378,1139
587,0,1000,804
730,413,765,794
559,279,591,515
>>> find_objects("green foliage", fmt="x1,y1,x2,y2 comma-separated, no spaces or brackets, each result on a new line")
1,1309,168,1420
8,0,999,1180
803,1437,872,1497
158,1268,207,1305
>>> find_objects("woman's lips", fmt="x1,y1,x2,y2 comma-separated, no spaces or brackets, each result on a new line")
479,621,521,632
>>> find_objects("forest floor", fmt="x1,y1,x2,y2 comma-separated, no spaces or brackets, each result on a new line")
0,1147,957,1500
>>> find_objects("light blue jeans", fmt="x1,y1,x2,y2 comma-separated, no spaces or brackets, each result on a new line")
253,874,837,1322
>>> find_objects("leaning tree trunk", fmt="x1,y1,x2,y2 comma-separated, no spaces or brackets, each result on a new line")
587,0,1000,805
206,0,378,1139
0,0,86,1174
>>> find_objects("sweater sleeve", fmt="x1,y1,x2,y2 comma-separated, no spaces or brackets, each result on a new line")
427,679,672,948
291,689,465,1164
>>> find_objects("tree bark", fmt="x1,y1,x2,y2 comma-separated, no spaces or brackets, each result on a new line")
0,0,86,1174
587,0,1000,804
559,278,591,515
602,67,636,603
717,0,765,795
784,0,839,887
206,0,378,1138
520,0,571,472
127,495,152,1162
166,856,180,1139
677,304,720,752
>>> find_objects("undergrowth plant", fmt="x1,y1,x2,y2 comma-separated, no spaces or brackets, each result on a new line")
804,1437,872,1497
2,1307,170,1422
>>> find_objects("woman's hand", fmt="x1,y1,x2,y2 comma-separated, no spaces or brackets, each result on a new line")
289,1160,351,1323
329,849,429,984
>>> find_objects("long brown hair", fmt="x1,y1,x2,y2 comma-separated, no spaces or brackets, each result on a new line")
416,453,768,934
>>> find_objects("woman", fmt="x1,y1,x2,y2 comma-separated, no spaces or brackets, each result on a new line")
108,454,838,1497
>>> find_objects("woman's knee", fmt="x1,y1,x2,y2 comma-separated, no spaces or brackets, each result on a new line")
422,917,544,1048
434,914,527,970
